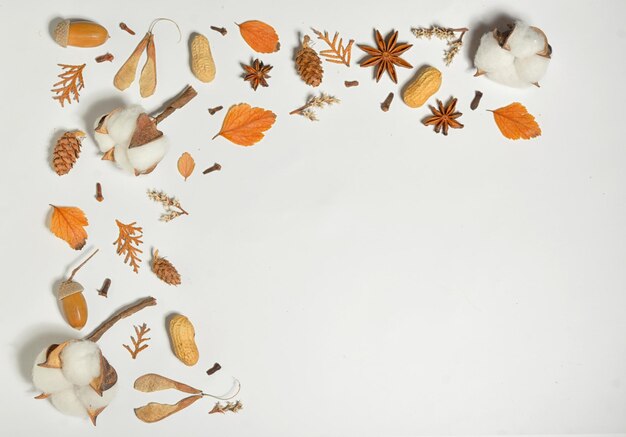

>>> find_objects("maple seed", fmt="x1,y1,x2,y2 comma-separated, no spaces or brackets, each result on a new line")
203,163,222,174
243,59,273,90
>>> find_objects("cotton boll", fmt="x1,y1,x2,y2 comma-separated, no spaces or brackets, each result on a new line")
506,22,546,58
127,136,169,173
113,143,135,173
106,105,144,146
474,32,514,73
487,63,530,88
50,388,87,417
93,114,116,153
60,341,101,387
515,54,550,84
76,383,118,410
32,348,73,394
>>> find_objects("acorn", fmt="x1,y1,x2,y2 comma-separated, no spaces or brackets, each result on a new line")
54,19,109,48
56,249,98,330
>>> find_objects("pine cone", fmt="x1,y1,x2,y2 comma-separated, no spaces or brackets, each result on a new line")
52,131,85,175
296,36,323,87
152,250,181,286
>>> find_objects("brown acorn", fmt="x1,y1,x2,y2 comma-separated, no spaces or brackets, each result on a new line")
54,20,109,48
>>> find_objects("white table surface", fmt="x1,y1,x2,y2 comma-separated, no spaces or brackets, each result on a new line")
1,0,625,435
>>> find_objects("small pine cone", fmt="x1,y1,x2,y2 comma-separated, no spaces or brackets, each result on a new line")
296,35,323,87
52,130,85,175
152,250,181,286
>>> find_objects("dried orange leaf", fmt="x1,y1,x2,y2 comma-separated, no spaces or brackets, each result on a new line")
49,205,89,250
177,152,195,181
238,20,280,53
134,373,202,394
489,102,541,140
134,395,203,423
212,103,276,146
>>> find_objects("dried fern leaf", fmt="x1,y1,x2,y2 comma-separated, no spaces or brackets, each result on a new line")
311,28,354,66
51,64,86,107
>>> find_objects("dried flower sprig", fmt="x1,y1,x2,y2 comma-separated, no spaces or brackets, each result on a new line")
411,26,469,65
209,401,243,414
123,323,151,359
147,190,189,222
289,93,340,121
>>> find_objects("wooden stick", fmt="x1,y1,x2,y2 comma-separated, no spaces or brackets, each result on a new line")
154,86,198,125
85,296,157,342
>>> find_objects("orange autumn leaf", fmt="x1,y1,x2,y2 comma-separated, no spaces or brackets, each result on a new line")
237,20,280,53
177,152,195,181
489,102,541,140
212,103,276,146
49,205,89,250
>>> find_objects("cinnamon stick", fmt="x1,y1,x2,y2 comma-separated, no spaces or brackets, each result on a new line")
85,296,157,342
154,86,198,125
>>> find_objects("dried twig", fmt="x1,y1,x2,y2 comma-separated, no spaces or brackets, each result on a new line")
289,93,340,121
147,189,189,222
154,86,198,125
85,296,157,342
210,26,227,36
381,92,394,112
123,323,151,359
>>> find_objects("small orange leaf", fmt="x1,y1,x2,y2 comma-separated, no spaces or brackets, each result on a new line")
238,20,280,53
212,103,276,146
49,205,88,250
489,102,541,140
177,152,195,181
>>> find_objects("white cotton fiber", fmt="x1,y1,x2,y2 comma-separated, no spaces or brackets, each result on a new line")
77,384,118,410
127,136,169,172
106,105,144,146
487,63,529,88
32,348,73,394
50,388,87,417
515,54,550,83
474,32,514,73
60,341,102,386
506,21,545,58
113,143,135,173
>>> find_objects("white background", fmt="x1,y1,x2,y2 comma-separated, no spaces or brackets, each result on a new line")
1,0,625,435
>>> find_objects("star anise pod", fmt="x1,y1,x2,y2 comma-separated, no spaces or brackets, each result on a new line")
358,30,412,83
423,97,464,136
243,59,273,91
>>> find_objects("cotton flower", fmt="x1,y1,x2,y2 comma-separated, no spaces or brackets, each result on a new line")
94,105,169,176
474,21,551,88
32,340,117,425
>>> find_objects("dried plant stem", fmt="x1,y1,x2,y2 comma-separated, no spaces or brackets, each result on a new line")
85,296,157,342
154,86,198,125
67,249,99,281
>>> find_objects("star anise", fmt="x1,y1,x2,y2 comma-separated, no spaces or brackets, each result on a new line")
423,97,464,135
358,30,412,83
243,59,273,90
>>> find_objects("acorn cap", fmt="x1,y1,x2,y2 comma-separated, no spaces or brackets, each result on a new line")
58,280,84,300
54,19,70,47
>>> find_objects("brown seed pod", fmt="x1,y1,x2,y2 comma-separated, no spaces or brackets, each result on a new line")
296,35,323,87
52,130,85,176
152,249,181,285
